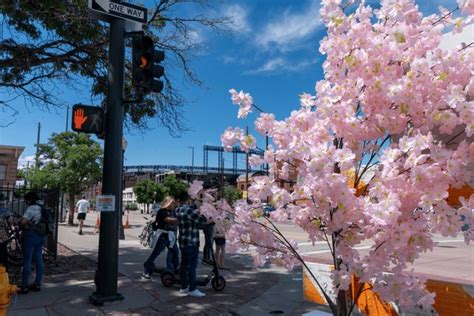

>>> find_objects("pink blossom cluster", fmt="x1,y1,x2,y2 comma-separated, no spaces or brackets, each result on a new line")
220,127,257,153
229,88,253,119
215,0,473,311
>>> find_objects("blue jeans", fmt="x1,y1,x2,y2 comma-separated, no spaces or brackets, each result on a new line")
179,245,199,291
144,233,169,275
22,230,45,288
166,242,179,272
203,224,214,261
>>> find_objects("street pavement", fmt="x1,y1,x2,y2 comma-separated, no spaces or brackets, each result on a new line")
273,221,474,285
7,210,473,315
8,211,317,315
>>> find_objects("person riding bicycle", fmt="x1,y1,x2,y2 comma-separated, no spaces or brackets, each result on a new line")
18,191,46,294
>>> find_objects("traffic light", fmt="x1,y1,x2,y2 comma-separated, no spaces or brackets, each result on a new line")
132,35,165,93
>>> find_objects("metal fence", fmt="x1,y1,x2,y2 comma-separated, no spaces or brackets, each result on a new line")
0,183,60,260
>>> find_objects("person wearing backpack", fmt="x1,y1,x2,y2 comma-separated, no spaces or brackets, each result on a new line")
18,191,46,294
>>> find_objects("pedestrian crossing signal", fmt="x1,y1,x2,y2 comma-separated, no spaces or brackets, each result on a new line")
72,104,104,135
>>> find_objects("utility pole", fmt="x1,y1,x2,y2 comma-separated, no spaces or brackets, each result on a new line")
89,17,125,305
265,134,269,175
119,138,127,240
245,126,249,201
35,122,41,168
65,106,69,132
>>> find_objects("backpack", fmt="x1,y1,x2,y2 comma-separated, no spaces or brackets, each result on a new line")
33,204,55,236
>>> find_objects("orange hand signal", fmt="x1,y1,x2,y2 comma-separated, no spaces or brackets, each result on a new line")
74,108,88,129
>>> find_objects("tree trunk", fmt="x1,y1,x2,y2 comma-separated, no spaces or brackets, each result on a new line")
68,193,76,226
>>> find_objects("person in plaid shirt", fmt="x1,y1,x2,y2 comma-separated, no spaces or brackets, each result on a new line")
176,193,208,297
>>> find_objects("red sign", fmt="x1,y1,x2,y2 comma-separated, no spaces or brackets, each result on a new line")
71,104,104,135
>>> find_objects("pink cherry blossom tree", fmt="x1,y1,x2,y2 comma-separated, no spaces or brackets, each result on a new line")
197,1,473,315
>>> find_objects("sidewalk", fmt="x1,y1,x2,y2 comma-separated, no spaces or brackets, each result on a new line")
8,211,314,315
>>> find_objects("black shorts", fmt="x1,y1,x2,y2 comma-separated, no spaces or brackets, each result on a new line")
214,237,225,246
77,213,86,220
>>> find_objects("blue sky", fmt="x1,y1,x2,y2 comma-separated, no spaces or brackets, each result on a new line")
0,0,458,169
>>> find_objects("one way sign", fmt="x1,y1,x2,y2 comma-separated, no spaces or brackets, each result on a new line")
88,0,147,25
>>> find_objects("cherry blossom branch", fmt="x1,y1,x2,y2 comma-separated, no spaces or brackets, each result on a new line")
458,42,474,52
432,6,459,25
263,216,337,311
251,103,265,113
322,228,335,257
354,135,390,188
445,129,465,145
240,239,288,254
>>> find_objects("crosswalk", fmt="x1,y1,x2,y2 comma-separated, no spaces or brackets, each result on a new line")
119,227,466,258
243,238,466,257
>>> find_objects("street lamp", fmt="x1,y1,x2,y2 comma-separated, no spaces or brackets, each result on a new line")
188,146,194,178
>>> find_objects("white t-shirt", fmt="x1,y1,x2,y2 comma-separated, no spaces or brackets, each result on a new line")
23,204,42,224
76,199,90,213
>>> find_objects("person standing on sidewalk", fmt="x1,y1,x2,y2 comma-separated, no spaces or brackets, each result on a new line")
18,191,45,294
142,196,178,279
202,222,214,265
166,206,180,275
75,195,90,235
213,215,231,270
176,193,209,297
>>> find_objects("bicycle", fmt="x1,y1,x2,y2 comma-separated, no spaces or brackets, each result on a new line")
1,214,24,267
138,216,154,248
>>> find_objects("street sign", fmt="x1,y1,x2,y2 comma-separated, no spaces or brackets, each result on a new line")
71,104,104,135
88,0,147,25
96,195,116,212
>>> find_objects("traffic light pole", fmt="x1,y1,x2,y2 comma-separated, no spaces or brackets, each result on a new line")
90,17,125,305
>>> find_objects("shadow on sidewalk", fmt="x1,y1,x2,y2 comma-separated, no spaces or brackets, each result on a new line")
9,243,291,315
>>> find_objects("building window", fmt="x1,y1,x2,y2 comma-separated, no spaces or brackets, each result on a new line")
0,165,6,180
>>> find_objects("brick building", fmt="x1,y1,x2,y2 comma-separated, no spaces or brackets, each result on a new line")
0,145,25,203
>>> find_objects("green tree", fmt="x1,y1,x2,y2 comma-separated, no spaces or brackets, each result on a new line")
33,131,102,225
162,175,188,200
0,1,230,132
154,183,167,204
222,185,242,205
25,165,58,190
133,179,157,214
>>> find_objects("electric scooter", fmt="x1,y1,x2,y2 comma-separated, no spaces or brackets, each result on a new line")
160,245,226,292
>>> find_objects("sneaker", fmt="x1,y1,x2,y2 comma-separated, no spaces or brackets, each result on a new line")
28,283,41,292
141,273,151,280
188,289,206,297
17,287,29,295
178,288,188,295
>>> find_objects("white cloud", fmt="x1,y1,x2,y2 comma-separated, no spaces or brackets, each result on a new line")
187,29,205,46
17,155,36,169
17,154,58,169
222,56,236,64
223,4,251,33
247,58,285,74
256,0,322,51
245,57,319,75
